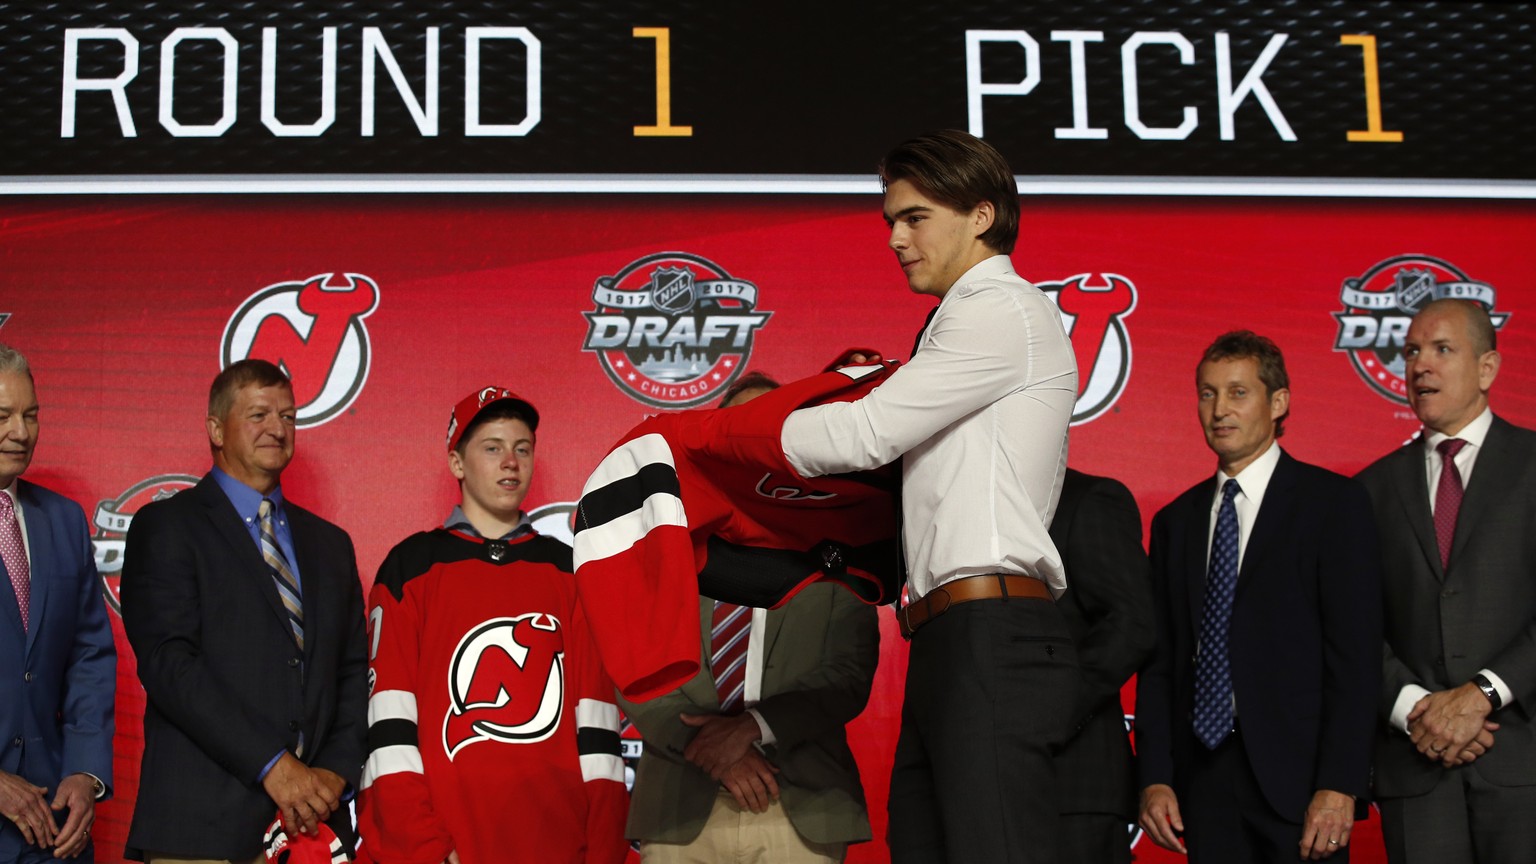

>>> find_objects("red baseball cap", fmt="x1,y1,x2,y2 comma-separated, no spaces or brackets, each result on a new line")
263,812,347,864
446,386,539,451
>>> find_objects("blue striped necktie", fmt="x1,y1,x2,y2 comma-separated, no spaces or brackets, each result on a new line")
259,498,304,649
1194,479,1241,749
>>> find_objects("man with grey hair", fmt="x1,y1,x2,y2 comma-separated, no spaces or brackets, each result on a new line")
0,343,116,862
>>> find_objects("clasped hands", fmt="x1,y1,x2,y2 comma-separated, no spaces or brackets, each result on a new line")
680,712,780,814
0,770,97,858
262,752,346,839
1407,682,1498,768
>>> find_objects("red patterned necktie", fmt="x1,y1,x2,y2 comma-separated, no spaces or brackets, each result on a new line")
1434,438,1468,571
710,601,751,713
1,493,29,631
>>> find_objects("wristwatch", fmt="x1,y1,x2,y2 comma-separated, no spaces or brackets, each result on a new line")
1473,673,1503,710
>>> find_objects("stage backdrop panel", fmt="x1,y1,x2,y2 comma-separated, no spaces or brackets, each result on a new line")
3,194,1532,862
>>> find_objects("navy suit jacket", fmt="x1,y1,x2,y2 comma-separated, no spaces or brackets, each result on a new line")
0,480,116,862
1136,450,1381,820
121,474,368,860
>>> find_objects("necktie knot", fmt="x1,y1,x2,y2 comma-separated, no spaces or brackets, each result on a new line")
1221,478,1242,503
1437,438,1467,460
259,497,274,520
0,494,13,518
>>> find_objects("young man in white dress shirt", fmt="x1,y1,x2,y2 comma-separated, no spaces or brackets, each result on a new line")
780,129,1080,863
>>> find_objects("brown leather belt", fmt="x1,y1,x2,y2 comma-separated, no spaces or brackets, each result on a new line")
897,574,1052,639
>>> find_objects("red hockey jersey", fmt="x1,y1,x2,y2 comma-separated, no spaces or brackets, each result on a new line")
573,364,901,703
357,529,627,864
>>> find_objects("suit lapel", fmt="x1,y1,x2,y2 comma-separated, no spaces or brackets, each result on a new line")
1388,441,1443,581
680,599,719,708
17,482,55,655
288,505,323,661
1235,452,1298,598
1184,480,1216,627
1449,417,1511,575
197,477,295,639
0,543,23,643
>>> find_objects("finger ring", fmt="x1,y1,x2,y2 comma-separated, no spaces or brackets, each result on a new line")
1329,839,1339,846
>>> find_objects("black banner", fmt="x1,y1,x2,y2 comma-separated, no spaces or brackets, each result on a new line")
2,0,1532,186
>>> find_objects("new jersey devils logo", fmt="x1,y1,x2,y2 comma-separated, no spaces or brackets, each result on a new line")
91,474,199,615
1332,255,1508,403
1039,274,1138,425
443,613,566,758
582,253,772,409
221,273,380,428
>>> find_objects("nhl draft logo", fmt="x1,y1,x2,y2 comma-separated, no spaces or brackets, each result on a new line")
1039,274,1138,425
91,474,199,614
583,253,771,409
1332,255,1507,403
443,613,566,758
221,273,380,428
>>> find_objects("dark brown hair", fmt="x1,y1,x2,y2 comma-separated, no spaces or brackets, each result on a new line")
878,129,1020,255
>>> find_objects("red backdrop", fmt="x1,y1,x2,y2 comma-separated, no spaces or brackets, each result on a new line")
4,194,1534,862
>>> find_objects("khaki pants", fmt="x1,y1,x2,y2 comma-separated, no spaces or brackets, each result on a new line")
640,789,846,864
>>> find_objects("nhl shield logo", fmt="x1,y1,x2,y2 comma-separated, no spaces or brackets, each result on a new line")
91,474,199,615
1039,273,1138,425
583,253,771,409
222,273,380,428
1332,255,1508,403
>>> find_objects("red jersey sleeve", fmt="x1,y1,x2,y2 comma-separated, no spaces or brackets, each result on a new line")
570,599,629,864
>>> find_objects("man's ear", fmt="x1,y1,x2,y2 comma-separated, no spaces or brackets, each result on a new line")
971,200,995,239
206,415,223,449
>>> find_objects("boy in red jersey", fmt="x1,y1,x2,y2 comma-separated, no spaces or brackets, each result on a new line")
357,387,626,864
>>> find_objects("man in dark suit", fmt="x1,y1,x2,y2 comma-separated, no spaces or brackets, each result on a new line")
1136,330,1381,862
1049,468,1154,864
121,359,368,863
621,374,880,863
1356,298,1536,862
0,344,115,862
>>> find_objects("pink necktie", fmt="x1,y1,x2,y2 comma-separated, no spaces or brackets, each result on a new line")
1,494,30,630
1434,438,1467,571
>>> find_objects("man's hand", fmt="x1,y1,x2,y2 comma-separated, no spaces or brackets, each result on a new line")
1137,784,1187,854
718,750,780,813
49,774,98,859
446,851,461,864
0,770,56,849
261,753,342,837
1299,789,1354,860
1407,684,1499,764
680,713,762,781
821,347,884,373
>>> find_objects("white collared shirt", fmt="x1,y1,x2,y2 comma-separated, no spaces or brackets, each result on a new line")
781,255,1076,600
1391,406,1513,729
1423,406,1493,509
1206,441,1282,571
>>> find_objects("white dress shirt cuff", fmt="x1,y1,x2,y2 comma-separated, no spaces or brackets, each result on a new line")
747,708,775,746
1480,668,1516,709
1391,684,1433,734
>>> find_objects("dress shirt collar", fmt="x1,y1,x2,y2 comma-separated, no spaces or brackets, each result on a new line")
940,254,1016,301
211,465,285,522
1,480,17,508
443,505,532,541
1422,406,1492,454
1213,440,1282,512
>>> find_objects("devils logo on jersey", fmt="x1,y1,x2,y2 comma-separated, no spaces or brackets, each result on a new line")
443,613,566,759
1332,255,1507,403
582,252,772,409
1038,274,1138,425
221,273,380,428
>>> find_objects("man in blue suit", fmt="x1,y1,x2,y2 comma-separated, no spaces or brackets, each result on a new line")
1136,331,1381,862
0,343,116,862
